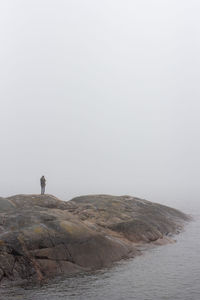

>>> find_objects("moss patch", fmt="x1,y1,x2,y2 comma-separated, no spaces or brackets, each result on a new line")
60,221,89,236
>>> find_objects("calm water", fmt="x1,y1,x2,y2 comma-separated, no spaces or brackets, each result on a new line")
1,201,200,300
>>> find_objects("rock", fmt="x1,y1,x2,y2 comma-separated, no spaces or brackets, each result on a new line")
0,194,190,283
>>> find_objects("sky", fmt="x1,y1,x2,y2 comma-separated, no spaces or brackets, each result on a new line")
0,0,200,205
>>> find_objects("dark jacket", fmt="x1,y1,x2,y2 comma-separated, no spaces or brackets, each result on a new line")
40,176,46,187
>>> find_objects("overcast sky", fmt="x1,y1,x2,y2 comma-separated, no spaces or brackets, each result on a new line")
0,0,200,205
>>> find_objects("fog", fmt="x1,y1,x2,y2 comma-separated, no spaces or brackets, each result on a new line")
0,0,200,206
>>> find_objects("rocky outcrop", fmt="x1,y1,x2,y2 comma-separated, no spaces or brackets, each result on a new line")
0,194,190,283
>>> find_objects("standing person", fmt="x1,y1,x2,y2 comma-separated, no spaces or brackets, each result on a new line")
40,176,46,195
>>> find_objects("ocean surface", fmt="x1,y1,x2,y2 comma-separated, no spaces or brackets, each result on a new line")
1,200,199,300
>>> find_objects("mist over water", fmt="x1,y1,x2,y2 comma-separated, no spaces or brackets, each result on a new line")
0,0,200,203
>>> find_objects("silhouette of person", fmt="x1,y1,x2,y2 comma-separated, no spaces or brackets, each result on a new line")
40,176,46,195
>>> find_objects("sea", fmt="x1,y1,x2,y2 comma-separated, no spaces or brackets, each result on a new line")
0,199,199,300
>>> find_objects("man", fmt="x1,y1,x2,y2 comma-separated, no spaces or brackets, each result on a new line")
40,176,46,195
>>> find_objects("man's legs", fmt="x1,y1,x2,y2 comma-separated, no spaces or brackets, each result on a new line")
41,186,45,195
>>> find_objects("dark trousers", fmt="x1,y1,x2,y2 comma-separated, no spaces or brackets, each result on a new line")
41,186,45,195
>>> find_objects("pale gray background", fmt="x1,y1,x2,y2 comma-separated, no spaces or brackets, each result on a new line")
0,0,200,205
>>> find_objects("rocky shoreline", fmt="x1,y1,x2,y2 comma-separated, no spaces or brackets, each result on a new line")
0,194,190,284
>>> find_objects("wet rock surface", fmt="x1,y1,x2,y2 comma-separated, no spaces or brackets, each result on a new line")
0,194,190,283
